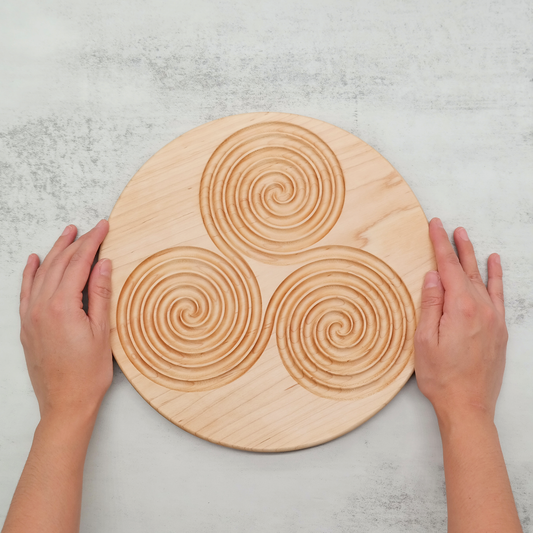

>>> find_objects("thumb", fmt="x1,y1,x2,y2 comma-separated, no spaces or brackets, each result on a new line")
416,271,444,341
88,258,112,329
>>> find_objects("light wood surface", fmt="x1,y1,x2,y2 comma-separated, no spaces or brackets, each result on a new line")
101,113,435,452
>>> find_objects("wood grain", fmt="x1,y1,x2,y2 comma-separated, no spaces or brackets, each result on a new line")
100,112,435,452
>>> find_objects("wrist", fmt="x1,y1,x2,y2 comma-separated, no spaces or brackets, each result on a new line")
435,403,496,440
39,394,103,426
37,403,100,450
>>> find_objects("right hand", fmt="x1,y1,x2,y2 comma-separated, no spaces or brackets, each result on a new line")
414,218,508,425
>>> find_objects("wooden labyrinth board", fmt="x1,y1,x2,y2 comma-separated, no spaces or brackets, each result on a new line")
101,112,436,452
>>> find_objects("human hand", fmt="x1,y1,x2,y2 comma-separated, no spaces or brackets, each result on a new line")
19,220,113,426
414,218,508,426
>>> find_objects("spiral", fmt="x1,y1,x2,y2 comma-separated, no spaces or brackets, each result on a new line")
200,122,345,264
269,247,416,400
116,247,265,391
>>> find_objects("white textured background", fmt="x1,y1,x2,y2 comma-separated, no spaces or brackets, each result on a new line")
1,1,532,531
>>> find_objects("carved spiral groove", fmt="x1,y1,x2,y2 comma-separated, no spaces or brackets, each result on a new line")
200,122,345,264
271,247,416,400
117,247,264,391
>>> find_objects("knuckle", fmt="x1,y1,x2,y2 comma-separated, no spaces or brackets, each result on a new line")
457,296,477,318
93,282,112,300
468,271,483,284
421,294,443,309
33,266,46,281
444,251,460,266
49,296,68,316
491,269,503,279
49,253,69,271
70,250,85,264
492,290,505,303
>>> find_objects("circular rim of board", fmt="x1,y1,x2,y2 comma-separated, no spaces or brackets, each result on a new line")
101,112,435,452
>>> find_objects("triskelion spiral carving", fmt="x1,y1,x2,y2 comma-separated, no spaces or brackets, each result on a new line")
200,122,345,264
268,247,415,400
117,247,267,392
117,122,415,399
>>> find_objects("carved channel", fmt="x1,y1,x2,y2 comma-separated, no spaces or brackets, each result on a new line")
117,124,415,398
117,247,266,392
200,122,345,264
268,247,416,400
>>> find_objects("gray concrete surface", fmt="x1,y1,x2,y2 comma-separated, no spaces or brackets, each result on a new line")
1,0,532,531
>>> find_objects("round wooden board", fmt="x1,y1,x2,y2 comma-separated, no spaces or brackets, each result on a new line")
101,112,435,452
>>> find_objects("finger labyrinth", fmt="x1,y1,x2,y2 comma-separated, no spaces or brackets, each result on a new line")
117,122,416,401
200,122,345,264
268,247,416,400
117,247,265,392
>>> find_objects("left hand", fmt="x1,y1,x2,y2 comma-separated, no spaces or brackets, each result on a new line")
19,220,113,425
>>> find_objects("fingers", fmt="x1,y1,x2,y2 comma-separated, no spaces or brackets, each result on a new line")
30,225,77,298
41,221,109,299
454,227,485,292
487,253,505,317
428,218,467,292
20,254,40,317
416,271,445,343
57,220,110,297
88,259,112,329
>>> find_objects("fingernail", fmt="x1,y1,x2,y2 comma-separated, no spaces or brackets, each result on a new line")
424,271,440,288
457,227,469,241
100,258,111,276
433,218,443,228
62,225,72,236
26,253,33,265
494,254,501,265
97,219,107,229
